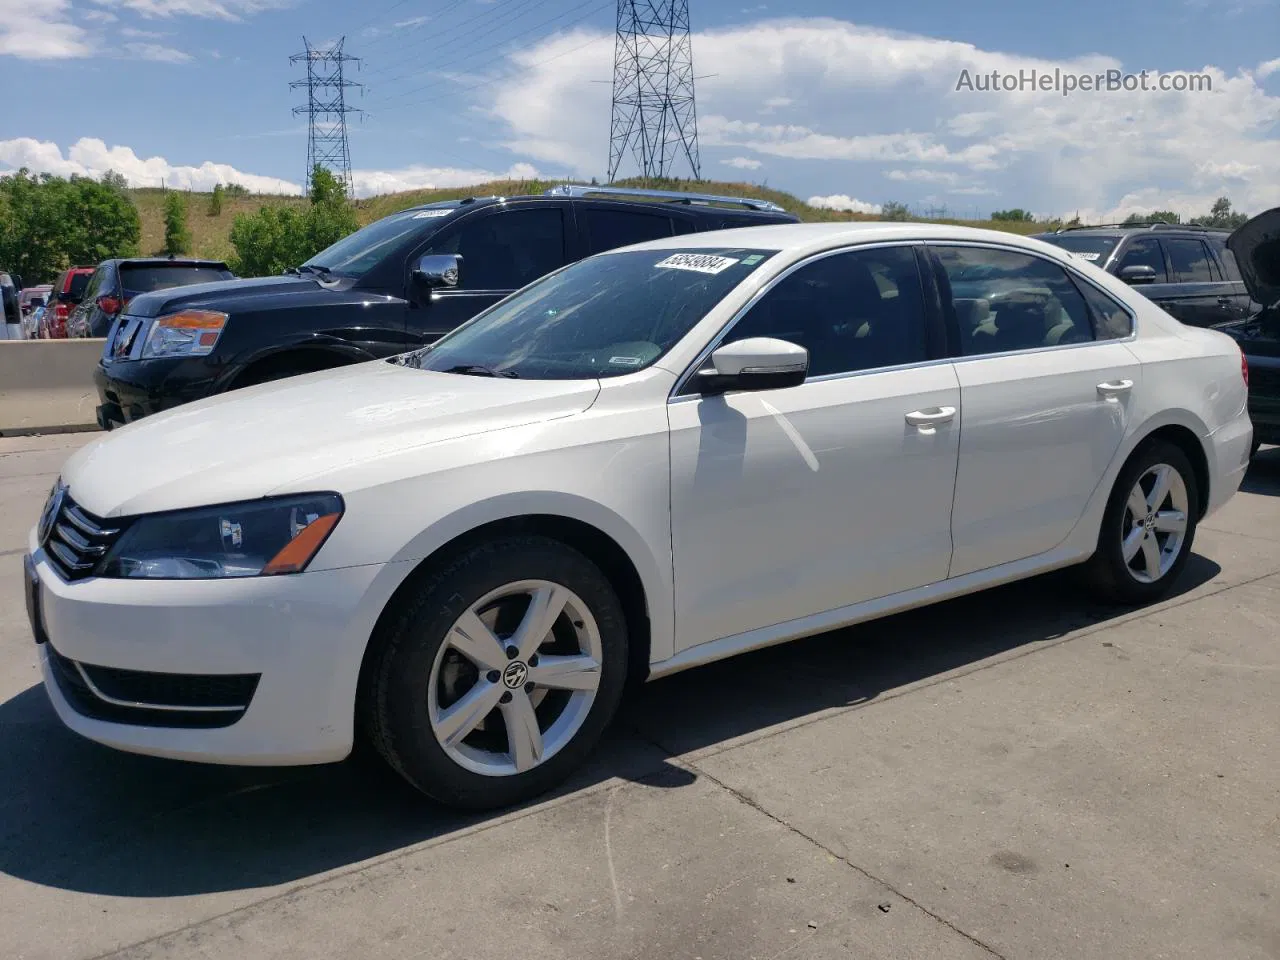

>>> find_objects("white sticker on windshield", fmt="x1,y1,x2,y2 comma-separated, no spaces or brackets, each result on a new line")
412,209,452,219
1071,251,1102,262
610,356,642,366
655,253,740,275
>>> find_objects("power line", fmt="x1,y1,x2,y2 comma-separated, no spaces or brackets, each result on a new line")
368,0,612,107
355,0,476,60
290,36,363,196
609,0,702,181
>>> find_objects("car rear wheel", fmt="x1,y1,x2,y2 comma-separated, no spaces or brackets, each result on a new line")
360,536,628,809
1083,439,1199,605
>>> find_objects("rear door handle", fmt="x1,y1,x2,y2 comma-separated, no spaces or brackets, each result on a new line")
1097,379,1134,399
905,406,957,427
1217,296,1234,306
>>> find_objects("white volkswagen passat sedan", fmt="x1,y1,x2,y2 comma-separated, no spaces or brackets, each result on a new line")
24,223,1252,808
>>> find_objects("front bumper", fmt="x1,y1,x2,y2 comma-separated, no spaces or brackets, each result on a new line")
27,531,410,766
94,357,217,428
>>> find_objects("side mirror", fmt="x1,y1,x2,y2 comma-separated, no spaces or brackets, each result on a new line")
696,337,808,395
1119,264,1158,285
414,254,462,289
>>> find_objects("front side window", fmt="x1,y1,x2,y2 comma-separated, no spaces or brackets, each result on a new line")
1115,238,1168,282
1164,238,1215,283
398,248,778,380
720,246,929,377
421,208,567,291
935,245,1094,355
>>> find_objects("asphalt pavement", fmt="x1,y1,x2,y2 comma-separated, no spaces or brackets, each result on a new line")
2,433,1278,960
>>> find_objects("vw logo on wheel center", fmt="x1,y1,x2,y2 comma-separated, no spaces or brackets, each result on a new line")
501,661,529,689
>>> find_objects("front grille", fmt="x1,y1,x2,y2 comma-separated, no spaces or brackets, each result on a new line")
41,490,125,582
46,644,258,729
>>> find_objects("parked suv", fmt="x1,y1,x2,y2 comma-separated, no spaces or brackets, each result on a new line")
41,266,96,338
1212,206,1280,457
68,258,235,339
1035,222,1254,327
93,186,799,428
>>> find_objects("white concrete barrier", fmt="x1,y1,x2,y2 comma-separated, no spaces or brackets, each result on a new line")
0,339,107,436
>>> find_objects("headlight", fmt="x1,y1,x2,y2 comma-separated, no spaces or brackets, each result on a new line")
99,493,343,579
141,310,228,358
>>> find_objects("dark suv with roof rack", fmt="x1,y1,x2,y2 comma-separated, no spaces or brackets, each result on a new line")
93,186,798,428
1034,221,1257,327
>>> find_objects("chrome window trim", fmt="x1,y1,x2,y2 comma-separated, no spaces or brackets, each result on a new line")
668,240,926,400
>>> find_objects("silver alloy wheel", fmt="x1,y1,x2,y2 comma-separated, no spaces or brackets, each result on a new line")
427,579,603,777
1121,463,1190,584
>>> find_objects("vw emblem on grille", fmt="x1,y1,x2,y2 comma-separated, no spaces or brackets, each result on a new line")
38,484,65,546
502,661,529,689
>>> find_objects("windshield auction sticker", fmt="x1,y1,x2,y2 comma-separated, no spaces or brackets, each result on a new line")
655,253,741,275
1070,251,1102,261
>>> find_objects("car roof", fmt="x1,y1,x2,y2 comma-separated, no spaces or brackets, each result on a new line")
401,194,792,221
616,220,1057,256
111,257,231,267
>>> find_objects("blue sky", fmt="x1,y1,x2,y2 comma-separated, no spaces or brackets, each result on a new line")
1,0,1278,219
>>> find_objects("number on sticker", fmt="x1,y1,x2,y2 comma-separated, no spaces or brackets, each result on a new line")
655,253,741,275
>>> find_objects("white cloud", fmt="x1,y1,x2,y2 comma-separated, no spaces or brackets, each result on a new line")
120,26,165,37
0,137,550,199
483,17,1280,218
82,8,117,22
90,0,291,21
808,194,881,214
886,168,962,185
1258,57,1280,79
124,41,189,62
721,156,763,170
393,14,429,28
0,0,92,58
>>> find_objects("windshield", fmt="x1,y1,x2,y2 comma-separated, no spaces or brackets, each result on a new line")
1037,234,1121,264
302,204,458,277
396,247,778,380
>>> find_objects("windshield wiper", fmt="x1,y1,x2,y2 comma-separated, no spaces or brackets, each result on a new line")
442,364,519,379
295,264,333,277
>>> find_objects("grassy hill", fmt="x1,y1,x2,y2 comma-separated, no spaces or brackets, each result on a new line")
132,177,1046,261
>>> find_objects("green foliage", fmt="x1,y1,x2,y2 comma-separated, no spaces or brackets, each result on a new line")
1123,210,1181,225
223,183,250,198
228,166,358,277
163,191,192,255
879,201,911,221
209,183,224,217
1189,196,1248,230
991,208,1034,222
0,168,140,284
101,170,129,193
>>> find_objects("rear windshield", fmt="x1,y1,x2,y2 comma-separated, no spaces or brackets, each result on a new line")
119,264,233,295
1037,234,1122,264
67,273,92,300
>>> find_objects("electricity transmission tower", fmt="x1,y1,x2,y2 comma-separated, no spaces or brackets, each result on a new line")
290,37,361,197
608,0,701,182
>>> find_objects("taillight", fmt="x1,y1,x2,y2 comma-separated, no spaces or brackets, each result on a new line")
1242,350,1249,389
97,295,121,315
55,303,68,320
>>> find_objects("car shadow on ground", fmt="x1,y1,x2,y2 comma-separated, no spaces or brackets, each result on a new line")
0,555,1220,900
1241,445,1280,496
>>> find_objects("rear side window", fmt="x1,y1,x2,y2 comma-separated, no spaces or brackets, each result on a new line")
119,265,233,295
1115,238,1168,282
934,245,1094,355
1073,278,1134,340
583,208,675,254
1165,238,1216,283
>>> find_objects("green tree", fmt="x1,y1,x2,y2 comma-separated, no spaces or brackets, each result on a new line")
100,170,129,193
879,200,911,221
229,166,358,276
163,191,192,255
209,183,224,217
1122,210,1181,225
1190,196,1248,229
991,208,1034,222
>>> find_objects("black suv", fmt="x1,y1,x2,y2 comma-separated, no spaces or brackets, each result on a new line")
1035,222,1256,327
94,186,798,428
69,257,236,339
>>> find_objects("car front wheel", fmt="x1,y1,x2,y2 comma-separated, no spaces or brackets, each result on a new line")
360,536,629,809
1084,439,1199,605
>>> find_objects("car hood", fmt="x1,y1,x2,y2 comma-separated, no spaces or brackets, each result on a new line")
122,274,396,318
61,360,601,518
1227,206,1280,309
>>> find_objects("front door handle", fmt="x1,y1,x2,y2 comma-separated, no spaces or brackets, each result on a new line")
1097,379,1134,399
905,406,957,427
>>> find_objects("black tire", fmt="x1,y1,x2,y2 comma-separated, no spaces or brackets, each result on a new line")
1083,439,1199,606
360,536,629,810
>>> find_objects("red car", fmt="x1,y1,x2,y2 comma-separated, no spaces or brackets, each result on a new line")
39,266,95,338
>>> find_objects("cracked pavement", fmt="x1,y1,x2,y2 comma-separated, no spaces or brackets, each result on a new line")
2,434,1278,960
